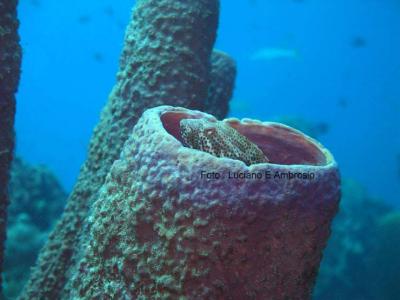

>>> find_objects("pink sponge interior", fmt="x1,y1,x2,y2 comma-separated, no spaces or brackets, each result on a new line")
161,111,327,166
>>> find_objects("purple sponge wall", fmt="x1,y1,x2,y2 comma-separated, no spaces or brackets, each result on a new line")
72,106,340,299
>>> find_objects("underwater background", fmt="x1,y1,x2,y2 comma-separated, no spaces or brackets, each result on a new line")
15,0,400,207
3,0,400,299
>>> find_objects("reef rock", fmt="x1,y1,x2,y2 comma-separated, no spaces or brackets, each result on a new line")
4,158,66,299
314,180,398,300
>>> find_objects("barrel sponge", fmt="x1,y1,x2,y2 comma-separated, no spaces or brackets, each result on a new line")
205,50,237,119
20,1,220,298
72,106,340,299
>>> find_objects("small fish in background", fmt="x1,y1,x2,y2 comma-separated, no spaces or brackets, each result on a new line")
397,154,400,180
313,122,330,136
116,20,126,30
351,36,367,48
101,5,126,30
250,47,299,61
78,15,91,25
104,6,114,17
30,0,40,7
272,116,329,139
92,52,104,63
338,98,348,109
248,0,257,7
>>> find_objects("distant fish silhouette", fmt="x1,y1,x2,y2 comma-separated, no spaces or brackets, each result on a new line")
92,52,104,63
30,0,40,7
272,116,329,139
397,154,400,179
78,15,91,24
313,122,329,136
116,20,126,30
104,6,114,17
351,36,367,48
250,47,299,61
338,98,348,109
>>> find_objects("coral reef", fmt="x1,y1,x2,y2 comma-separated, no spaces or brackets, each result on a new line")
70,106,340,299
0,0,21,294
3,158,66,299
7,158,65,230
20,0,235,298
205,50,237,119
313,180,396,300
367,212,400,299
3,216,48,300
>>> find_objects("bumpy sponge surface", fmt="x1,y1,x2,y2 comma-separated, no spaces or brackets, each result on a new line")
20,1,220,298
73,106,340,300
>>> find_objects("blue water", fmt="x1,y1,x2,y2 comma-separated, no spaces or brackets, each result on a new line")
16,0,400,207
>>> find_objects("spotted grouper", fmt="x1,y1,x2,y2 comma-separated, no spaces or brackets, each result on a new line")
180,118,269,166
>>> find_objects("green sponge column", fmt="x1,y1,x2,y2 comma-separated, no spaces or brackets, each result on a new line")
0,0,21,295
20,0,220,298
205,50,237,119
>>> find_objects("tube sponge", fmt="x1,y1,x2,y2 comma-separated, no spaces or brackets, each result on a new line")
0,0,21,295
20,0,220,298
205,50,237,119
72,106,340,299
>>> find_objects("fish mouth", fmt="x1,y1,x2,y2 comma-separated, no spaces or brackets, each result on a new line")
161,110,330,166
